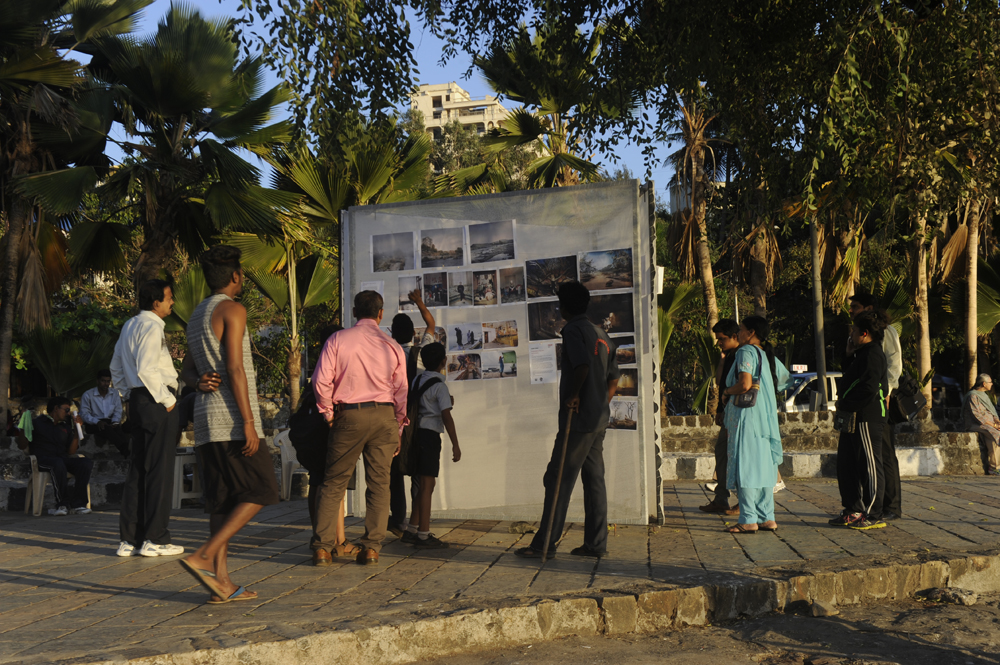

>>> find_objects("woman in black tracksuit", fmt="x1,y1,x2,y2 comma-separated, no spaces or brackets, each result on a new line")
830,310,889,530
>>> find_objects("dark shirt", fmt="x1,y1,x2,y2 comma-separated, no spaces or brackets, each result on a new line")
838,342,888,423
721,352,737,389
559,315,621,432
29,416,75,458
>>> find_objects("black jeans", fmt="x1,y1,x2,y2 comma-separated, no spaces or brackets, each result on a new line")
388,455,420,529
530,427,608,554
84,422,131,457
119,389,179,546
880,420,902,516
35,455,93,509
837,420,885,517
712,426,731,506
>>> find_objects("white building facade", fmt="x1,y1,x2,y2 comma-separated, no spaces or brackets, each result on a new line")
409,83,510,140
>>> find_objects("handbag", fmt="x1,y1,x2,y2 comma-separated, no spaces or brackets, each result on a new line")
732,346,763,409
833,410,857,434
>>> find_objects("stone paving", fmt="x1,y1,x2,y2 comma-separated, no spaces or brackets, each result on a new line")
3,477,1000,664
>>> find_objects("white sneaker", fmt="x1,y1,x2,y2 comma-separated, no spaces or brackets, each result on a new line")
71,506,92,515
48,506,68,516
773,480,786,494
116,541,136,557
138,541,184,557
704,482,718,492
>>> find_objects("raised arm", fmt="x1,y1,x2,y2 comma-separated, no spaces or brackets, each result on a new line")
409,289,435,338
219,301,258,456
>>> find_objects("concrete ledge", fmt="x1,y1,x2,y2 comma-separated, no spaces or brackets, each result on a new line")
95,553,1000,665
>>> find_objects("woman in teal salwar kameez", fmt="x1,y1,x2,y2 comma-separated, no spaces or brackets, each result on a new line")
721,316,783,533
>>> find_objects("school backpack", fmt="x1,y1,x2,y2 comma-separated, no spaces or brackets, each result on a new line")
399,374,443,475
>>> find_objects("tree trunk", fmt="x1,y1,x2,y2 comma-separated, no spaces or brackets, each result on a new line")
966,199,981,391
914,212,933,407
810,215,829,408
750,232,768,317
691,145,718,332
0,202,27,427
134,225,176,288
286,245,301,411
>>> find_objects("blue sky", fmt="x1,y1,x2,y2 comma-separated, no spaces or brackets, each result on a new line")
110,0,674,196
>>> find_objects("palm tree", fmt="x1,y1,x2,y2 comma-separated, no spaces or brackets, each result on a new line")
0,0,149,428
473,22,608,189
84,5,295,285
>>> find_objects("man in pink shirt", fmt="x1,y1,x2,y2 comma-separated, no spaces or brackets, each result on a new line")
311,290,408,565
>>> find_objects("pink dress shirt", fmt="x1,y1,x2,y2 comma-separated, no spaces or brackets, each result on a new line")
312,318,409,429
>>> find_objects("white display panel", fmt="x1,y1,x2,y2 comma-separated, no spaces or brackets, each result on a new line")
341,181,661,525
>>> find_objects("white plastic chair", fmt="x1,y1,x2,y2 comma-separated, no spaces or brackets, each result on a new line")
275,430,303,501
24,454,92,517
172,447,202,509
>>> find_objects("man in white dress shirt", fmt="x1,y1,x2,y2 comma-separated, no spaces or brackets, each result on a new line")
110,280,185,558
80,369,130,456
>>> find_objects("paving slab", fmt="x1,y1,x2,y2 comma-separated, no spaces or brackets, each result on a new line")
5,478,1000,664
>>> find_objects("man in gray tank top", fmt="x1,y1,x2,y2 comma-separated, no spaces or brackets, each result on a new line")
178,245,280,604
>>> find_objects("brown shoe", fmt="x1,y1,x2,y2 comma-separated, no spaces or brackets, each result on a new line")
356,547,379,565
313,549,332,566
699,502,739,515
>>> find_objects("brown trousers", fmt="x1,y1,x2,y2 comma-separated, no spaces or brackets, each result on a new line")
313,405,398,552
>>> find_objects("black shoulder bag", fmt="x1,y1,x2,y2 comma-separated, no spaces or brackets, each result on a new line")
732,346,763,409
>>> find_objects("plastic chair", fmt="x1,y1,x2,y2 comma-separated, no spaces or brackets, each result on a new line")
275,430,303,501
24,454,92,517
172,447,202,509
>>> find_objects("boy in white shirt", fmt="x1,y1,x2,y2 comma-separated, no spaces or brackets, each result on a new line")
402,343,461,548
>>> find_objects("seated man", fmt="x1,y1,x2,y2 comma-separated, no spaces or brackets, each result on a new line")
17,397,94,515
81,369,131,456
962,373,1000,476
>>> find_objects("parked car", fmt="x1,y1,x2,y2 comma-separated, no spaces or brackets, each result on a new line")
781,372,842,412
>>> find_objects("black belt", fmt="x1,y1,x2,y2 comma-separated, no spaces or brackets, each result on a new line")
334,401,393,412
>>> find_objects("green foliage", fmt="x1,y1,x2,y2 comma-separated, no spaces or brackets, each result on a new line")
26,330,117,397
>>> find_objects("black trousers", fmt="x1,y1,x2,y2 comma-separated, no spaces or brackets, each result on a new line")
119,389,179,546
880,420,902,516
530,427,608,554
837,420,884,517
84,422,131,457
388,455,420,529
35,455,93,509
712,426,731,506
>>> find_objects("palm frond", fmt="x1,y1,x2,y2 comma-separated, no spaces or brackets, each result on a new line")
299,256,338,309
244,266,289,310
27,331,117,397
15,167,98,215
163,266,209,332
67,221,131,273
224,233,287,273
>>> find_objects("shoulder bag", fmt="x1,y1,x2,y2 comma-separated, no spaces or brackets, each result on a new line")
732,346,763,409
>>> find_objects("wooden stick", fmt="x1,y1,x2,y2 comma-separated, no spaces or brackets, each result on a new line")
541,410,573,564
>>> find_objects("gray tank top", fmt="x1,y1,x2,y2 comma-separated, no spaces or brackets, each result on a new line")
188,293,263,444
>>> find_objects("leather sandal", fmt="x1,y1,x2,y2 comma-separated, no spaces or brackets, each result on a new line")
334,540,362,557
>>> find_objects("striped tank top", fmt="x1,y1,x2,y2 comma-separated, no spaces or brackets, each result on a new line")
187,293,264,444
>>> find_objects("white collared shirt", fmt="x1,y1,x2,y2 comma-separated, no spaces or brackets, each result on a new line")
110,310,178,408
80,386,123,424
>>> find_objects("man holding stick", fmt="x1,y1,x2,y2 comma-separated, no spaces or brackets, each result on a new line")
515,281,619,559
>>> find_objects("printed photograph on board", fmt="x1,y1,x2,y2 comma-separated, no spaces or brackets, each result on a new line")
448,271,474,307
579,248,633,291
527,300,565,341
612,335,636,365
482,350,517,379
473,270,498,306
448,322,484,352
397,276,422,311
526,256,578,298
615,368,638,397
372,232,415,272
381,321,447,348
469,220,515,263
587,293,635,334
447,353,482,381
608,398,638,430
499,266,526,304
482,320,518,348
420,228,465,268
422,272,448,307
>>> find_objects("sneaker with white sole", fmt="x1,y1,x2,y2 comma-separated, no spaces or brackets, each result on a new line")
138,541,184,557
116,541,136,557
704,481,718,492
773,480,786,494
48,506,68,516
70,506,92,515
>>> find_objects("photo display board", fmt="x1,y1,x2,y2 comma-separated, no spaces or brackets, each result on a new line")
342,181,661,525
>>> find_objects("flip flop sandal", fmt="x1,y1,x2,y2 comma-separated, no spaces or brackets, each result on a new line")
724,524,758,534
207,586,255,605
179,559,227,599
334,541,362,557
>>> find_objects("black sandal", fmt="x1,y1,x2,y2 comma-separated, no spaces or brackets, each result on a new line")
724,524,758,534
